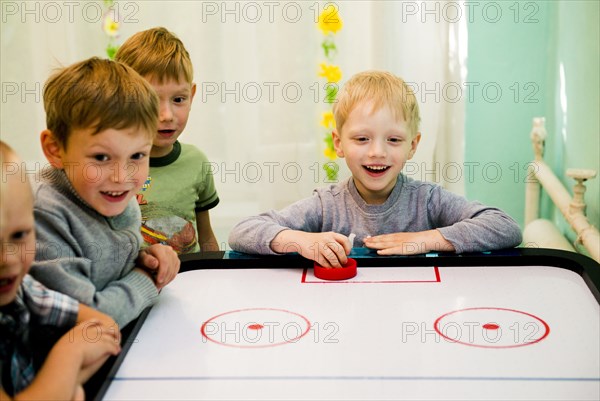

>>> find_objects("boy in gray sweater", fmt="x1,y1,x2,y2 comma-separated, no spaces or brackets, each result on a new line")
228,71,522,267
30,58,180,328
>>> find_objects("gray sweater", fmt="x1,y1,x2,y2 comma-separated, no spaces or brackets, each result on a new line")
29,168,158,327
229,175,522,255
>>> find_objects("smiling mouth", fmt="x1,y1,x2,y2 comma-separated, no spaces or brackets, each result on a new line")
364,165,390,173
0,276,17,291
101,190,127,197
158,130,176,136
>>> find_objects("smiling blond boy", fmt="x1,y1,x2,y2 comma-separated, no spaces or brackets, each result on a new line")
229,71,522,267
1,141,121,399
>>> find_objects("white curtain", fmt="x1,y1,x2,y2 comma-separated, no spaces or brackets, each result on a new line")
0,1,467,248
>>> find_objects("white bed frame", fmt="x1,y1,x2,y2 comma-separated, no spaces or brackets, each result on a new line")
523,117,599,263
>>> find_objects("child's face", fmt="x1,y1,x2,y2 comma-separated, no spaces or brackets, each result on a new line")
333,101,420,204
147,76,196,157
0,162,35,306
47,126,152,217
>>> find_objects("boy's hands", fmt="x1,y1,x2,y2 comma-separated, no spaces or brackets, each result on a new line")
10,320,120,401
137,244,180,290
68,320,122,383
271,230,352,267
363,230,455,255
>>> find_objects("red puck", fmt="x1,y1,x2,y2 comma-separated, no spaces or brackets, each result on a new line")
314,258,357,281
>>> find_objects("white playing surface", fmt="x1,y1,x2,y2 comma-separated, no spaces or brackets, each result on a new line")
103,265,600,400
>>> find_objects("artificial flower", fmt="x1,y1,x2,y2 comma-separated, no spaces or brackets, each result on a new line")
320,111,336,129
318,63,342,83
324,146,337,160
318,5,343,34
103,10,119,37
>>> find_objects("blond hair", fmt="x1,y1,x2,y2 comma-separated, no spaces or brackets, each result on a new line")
115,27,193,84
43,57,159,149
333,71,421,137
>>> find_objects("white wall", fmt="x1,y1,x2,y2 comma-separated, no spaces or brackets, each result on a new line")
1,1,464,248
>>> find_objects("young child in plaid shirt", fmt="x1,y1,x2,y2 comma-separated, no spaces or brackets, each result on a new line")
1,141,121,399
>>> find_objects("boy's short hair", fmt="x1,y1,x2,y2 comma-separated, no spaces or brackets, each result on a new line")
115,27,193,84
43,57,159,149
333,71,421,137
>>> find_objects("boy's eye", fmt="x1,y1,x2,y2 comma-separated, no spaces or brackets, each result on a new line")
173,97,186,104
131,152,146,161
93,154,109,162
388,137,402,143
356,137,369,142
11,229,31,241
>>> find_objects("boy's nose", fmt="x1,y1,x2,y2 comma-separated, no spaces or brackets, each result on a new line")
110,162,127,183
368,140,387,157
159,104,174,122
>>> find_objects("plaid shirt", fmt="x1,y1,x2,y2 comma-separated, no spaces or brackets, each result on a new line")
0,275,78,395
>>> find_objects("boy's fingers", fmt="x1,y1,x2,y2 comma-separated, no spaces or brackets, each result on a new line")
316,246,336,268
334,244,348,265
323,242,346,267
366,233,389,243
140,251,159,269
377,247,398,255
364,237,385,249
337,234,353,255
365,234,403,249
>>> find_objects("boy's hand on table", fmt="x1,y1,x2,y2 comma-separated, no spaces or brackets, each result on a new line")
56,319,121,384
271,230,352,267
137,244,181,290
77,320,121,383
364,230,455,255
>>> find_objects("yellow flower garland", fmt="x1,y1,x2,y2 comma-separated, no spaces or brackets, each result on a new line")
102,1,120,59
317,4,343,181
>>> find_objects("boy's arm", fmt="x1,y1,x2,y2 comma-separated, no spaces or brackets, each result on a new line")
6,320,120,401
429,187,522,253
74,305,122,384
31,211,159,328
228,194,325,255
77,304,120,338
31,258,158,328
365,186,522,255
5,282,120,400
195,210,220,252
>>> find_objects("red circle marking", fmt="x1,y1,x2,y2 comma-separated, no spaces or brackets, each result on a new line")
200,308,311,348
483,323,500,330
433,307,550,349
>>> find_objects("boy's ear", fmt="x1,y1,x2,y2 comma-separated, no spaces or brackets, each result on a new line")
40,130,64,168
190,83,197,103
408,132,421,159
332,129,344,158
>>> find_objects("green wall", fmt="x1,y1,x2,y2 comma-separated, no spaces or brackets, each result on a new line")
549,1,600,246
466,1,599,245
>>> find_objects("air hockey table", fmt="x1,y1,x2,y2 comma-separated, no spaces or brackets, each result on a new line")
90,248,600,400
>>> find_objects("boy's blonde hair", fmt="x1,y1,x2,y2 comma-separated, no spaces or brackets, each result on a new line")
115,27,193,84
43,57,159,149
333,71,421,137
